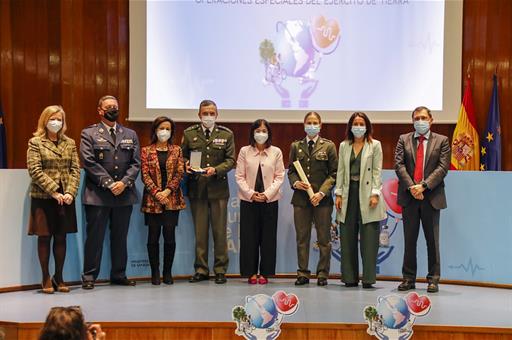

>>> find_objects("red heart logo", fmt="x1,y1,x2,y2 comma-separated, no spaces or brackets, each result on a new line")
406,292,431,316
272,291,300,315
310,16,340,53
383,178,402,214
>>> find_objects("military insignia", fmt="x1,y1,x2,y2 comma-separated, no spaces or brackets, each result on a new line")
214,138,226,145
299,149,302,153
121,139,133,144
193,137,198,141
99,128,104,133
99,152,104,160
97,137,107,142
316,151,328,160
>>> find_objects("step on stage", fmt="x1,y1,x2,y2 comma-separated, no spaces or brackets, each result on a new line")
0,279,511,339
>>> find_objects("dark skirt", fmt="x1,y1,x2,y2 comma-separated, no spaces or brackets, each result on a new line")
28,197,78,236
144,210,180,227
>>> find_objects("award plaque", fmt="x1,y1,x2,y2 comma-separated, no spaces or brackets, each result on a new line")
190,151,206,174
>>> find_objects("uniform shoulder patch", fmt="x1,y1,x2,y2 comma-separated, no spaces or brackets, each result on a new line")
184,124,200,132
216,125,232,133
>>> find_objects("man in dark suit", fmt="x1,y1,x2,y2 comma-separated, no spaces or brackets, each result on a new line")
181,100,235,284
80,95,140,289
394,106,450,293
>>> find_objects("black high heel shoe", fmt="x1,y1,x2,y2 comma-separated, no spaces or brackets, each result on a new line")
163,272,174,285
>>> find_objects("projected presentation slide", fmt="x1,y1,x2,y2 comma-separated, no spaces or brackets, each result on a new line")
146,1,445,112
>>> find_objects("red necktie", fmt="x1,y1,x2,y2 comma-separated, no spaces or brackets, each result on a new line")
414,136,425,183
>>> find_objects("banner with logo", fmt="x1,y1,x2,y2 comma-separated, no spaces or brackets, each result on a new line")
0,169,511,287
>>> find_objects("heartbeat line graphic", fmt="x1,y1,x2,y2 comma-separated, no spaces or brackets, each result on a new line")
409,33,440,54
448,258,485,276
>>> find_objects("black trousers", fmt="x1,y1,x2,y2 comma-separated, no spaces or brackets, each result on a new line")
82,205,133,282
239,200,278,277
402,198,441,283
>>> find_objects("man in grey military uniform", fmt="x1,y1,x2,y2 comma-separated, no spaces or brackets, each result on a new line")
80,95,140,289
181,100,235,284
288,112,338,286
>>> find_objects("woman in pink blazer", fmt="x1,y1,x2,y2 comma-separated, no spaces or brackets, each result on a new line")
235,119,285,284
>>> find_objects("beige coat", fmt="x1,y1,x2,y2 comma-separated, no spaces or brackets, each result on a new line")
335,139,386,224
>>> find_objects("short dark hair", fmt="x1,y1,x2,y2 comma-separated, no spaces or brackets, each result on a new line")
248,119,272,148
199,99,217,112
39,306,87,340
150,116,176,145
411,106,432,118
304,111,322,123
346,112,373,143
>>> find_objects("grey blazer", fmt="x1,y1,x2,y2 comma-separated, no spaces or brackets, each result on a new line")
394,131,451,210
335,139,386,224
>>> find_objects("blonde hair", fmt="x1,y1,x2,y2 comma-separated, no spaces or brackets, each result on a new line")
33,105,67,138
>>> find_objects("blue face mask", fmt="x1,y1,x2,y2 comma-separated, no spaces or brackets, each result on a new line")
414,120,430,135
304,124,320,137
351,126,366,139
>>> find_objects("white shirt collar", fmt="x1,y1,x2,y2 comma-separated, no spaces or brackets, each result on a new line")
201,124,215,134
101,121,117,132
414,130,431,140
306,135,319,144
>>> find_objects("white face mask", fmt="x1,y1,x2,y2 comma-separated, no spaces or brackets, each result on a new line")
304,124,320,137
351,126,367,139
157,129,171,143
414,120,430,135
254,132,269,145
46,119,63,134
201,116,216,129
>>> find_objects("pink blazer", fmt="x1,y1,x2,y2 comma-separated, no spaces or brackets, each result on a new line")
235,145,285,203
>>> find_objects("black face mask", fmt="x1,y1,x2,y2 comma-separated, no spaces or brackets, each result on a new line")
104,108,119,122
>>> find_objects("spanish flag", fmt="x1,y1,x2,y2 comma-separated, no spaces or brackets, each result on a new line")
450,78,480,170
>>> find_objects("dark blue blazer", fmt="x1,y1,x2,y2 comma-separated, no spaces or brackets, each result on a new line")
80,122,140,207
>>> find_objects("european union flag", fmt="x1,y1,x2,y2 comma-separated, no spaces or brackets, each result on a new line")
481,74,501,171
0,104,7,168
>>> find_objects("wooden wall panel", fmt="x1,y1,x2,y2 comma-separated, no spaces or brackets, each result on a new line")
0,0,510,170
0,0,129,169
462,0,512,170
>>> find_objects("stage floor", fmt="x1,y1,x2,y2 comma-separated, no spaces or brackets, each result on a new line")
0,279,510,328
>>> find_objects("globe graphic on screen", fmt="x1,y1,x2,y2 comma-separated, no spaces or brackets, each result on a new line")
245,294,279,329
274,20,315,78
377,295,410,329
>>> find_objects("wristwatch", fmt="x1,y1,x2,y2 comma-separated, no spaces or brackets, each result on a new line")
421,181,428,189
